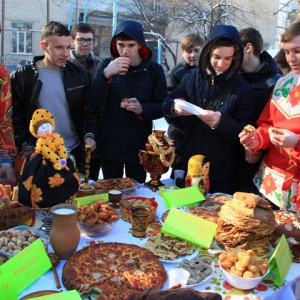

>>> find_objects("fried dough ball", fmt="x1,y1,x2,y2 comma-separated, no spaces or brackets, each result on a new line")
220,250,269,278
85,212,98,225
221,259,233,269
243,271,255,278
227,251,238,263
219,252,228,262
98,212,109,221
77,214,87,222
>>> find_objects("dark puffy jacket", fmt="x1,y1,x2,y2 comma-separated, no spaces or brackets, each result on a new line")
166,59,196,91
237,51,281,193
87,20,167,162
240,51,281,120
163,25,255,194
11,56,91,151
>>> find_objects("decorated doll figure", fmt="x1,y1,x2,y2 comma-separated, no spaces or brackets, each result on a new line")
30,109,67,170
18,109,80,209
186,154,210,194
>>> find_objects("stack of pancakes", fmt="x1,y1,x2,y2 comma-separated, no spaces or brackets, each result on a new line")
215,192,276,256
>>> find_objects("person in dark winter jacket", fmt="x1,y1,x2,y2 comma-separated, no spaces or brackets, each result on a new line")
166,34,204,160
11,21,94,173
237,27,282,193
86,20,167,183
163,24,255,195
166,34,205,91
69,22,101,181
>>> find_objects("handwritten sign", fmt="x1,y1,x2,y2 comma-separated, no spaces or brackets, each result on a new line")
0,238,52,293
75,193,108,206
267,234,292,286
161,207,217,248
163,186,205,208
29,290,81,299
0,272,17,300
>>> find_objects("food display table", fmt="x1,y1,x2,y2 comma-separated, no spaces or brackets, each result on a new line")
18,179,300,300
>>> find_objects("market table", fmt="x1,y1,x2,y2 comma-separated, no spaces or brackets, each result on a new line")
18,179,300,300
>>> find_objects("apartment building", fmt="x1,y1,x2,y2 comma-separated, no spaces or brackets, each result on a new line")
0,0,294,67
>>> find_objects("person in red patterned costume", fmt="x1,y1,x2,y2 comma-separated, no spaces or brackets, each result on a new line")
0,60,16,155
239,21,300,211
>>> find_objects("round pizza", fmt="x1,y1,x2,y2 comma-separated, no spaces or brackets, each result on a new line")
62,242,167,300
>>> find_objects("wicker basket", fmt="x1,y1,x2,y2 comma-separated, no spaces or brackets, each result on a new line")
119,197,158,223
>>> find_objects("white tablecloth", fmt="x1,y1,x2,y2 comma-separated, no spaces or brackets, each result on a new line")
18,179,300,300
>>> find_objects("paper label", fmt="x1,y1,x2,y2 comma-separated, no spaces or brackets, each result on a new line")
163,186,205,208
161,207,217,248
267,234,292,286
0,272,17,300
0,238,52,293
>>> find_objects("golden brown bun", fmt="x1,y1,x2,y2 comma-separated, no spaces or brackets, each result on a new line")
120,98,128,108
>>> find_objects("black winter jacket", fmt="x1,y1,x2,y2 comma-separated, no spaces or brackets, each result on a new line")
166,59,196,91
163,25,255,194
87,20,167,163
240,51,281,120
11,56,91,151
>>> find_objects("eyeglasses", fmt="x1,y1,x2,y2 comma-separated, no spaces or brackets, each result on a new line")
76,38,94,45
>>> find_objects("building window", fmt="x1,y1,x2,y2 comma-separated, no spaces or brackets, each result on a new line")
11,22,33,54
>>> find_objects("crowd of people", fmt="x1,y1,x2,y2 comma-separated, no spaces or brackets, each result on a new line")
0,19,299,212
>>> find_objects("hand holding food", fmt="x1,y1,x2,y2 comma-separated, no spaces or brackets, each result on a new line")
268,127,299,149
239,125,259,150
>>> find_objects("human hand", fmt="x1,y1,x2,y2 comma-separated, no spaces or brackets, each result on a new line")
239,130,259,150
198,110,221,128
268,128,299,148
103,57,131,78
174,103,193,116
84,137,96,152
125,98,143,115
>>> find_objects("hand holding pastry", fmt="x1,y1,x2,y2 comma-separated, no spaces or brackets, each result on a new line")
124,98,143,115
103,57,130,78
268,127,299,149
239,125,259,150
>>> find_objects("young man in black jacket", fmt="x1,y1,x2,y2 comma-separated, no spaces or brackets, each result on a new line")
69,22,101,180
86,20,167,183
237,27,282,193
11,21,95,173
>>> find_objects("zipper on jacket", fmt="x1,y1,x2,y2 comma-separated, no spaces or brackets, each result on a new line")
211,76,214,85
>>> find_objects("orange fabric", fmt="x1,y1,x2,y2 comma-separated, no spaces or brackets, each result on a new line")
0,62,16,155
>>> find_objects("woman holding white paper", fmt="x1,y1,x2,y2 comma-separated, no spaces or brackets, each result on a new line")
163,24,255,194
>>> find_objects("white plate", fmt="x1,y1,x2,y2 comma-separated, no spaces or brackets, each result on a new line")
141,236,199,263
174,99,208,116
185,263,215,287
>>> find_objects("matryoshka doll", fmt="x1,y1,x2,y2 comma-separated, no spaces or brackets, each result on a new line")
185,154,210,194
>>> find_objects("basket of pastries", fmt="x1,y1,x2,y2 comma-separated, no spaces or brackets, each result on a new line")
119,196,158,223
0,185,34,230
91,177,138,196
77,199,119,237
